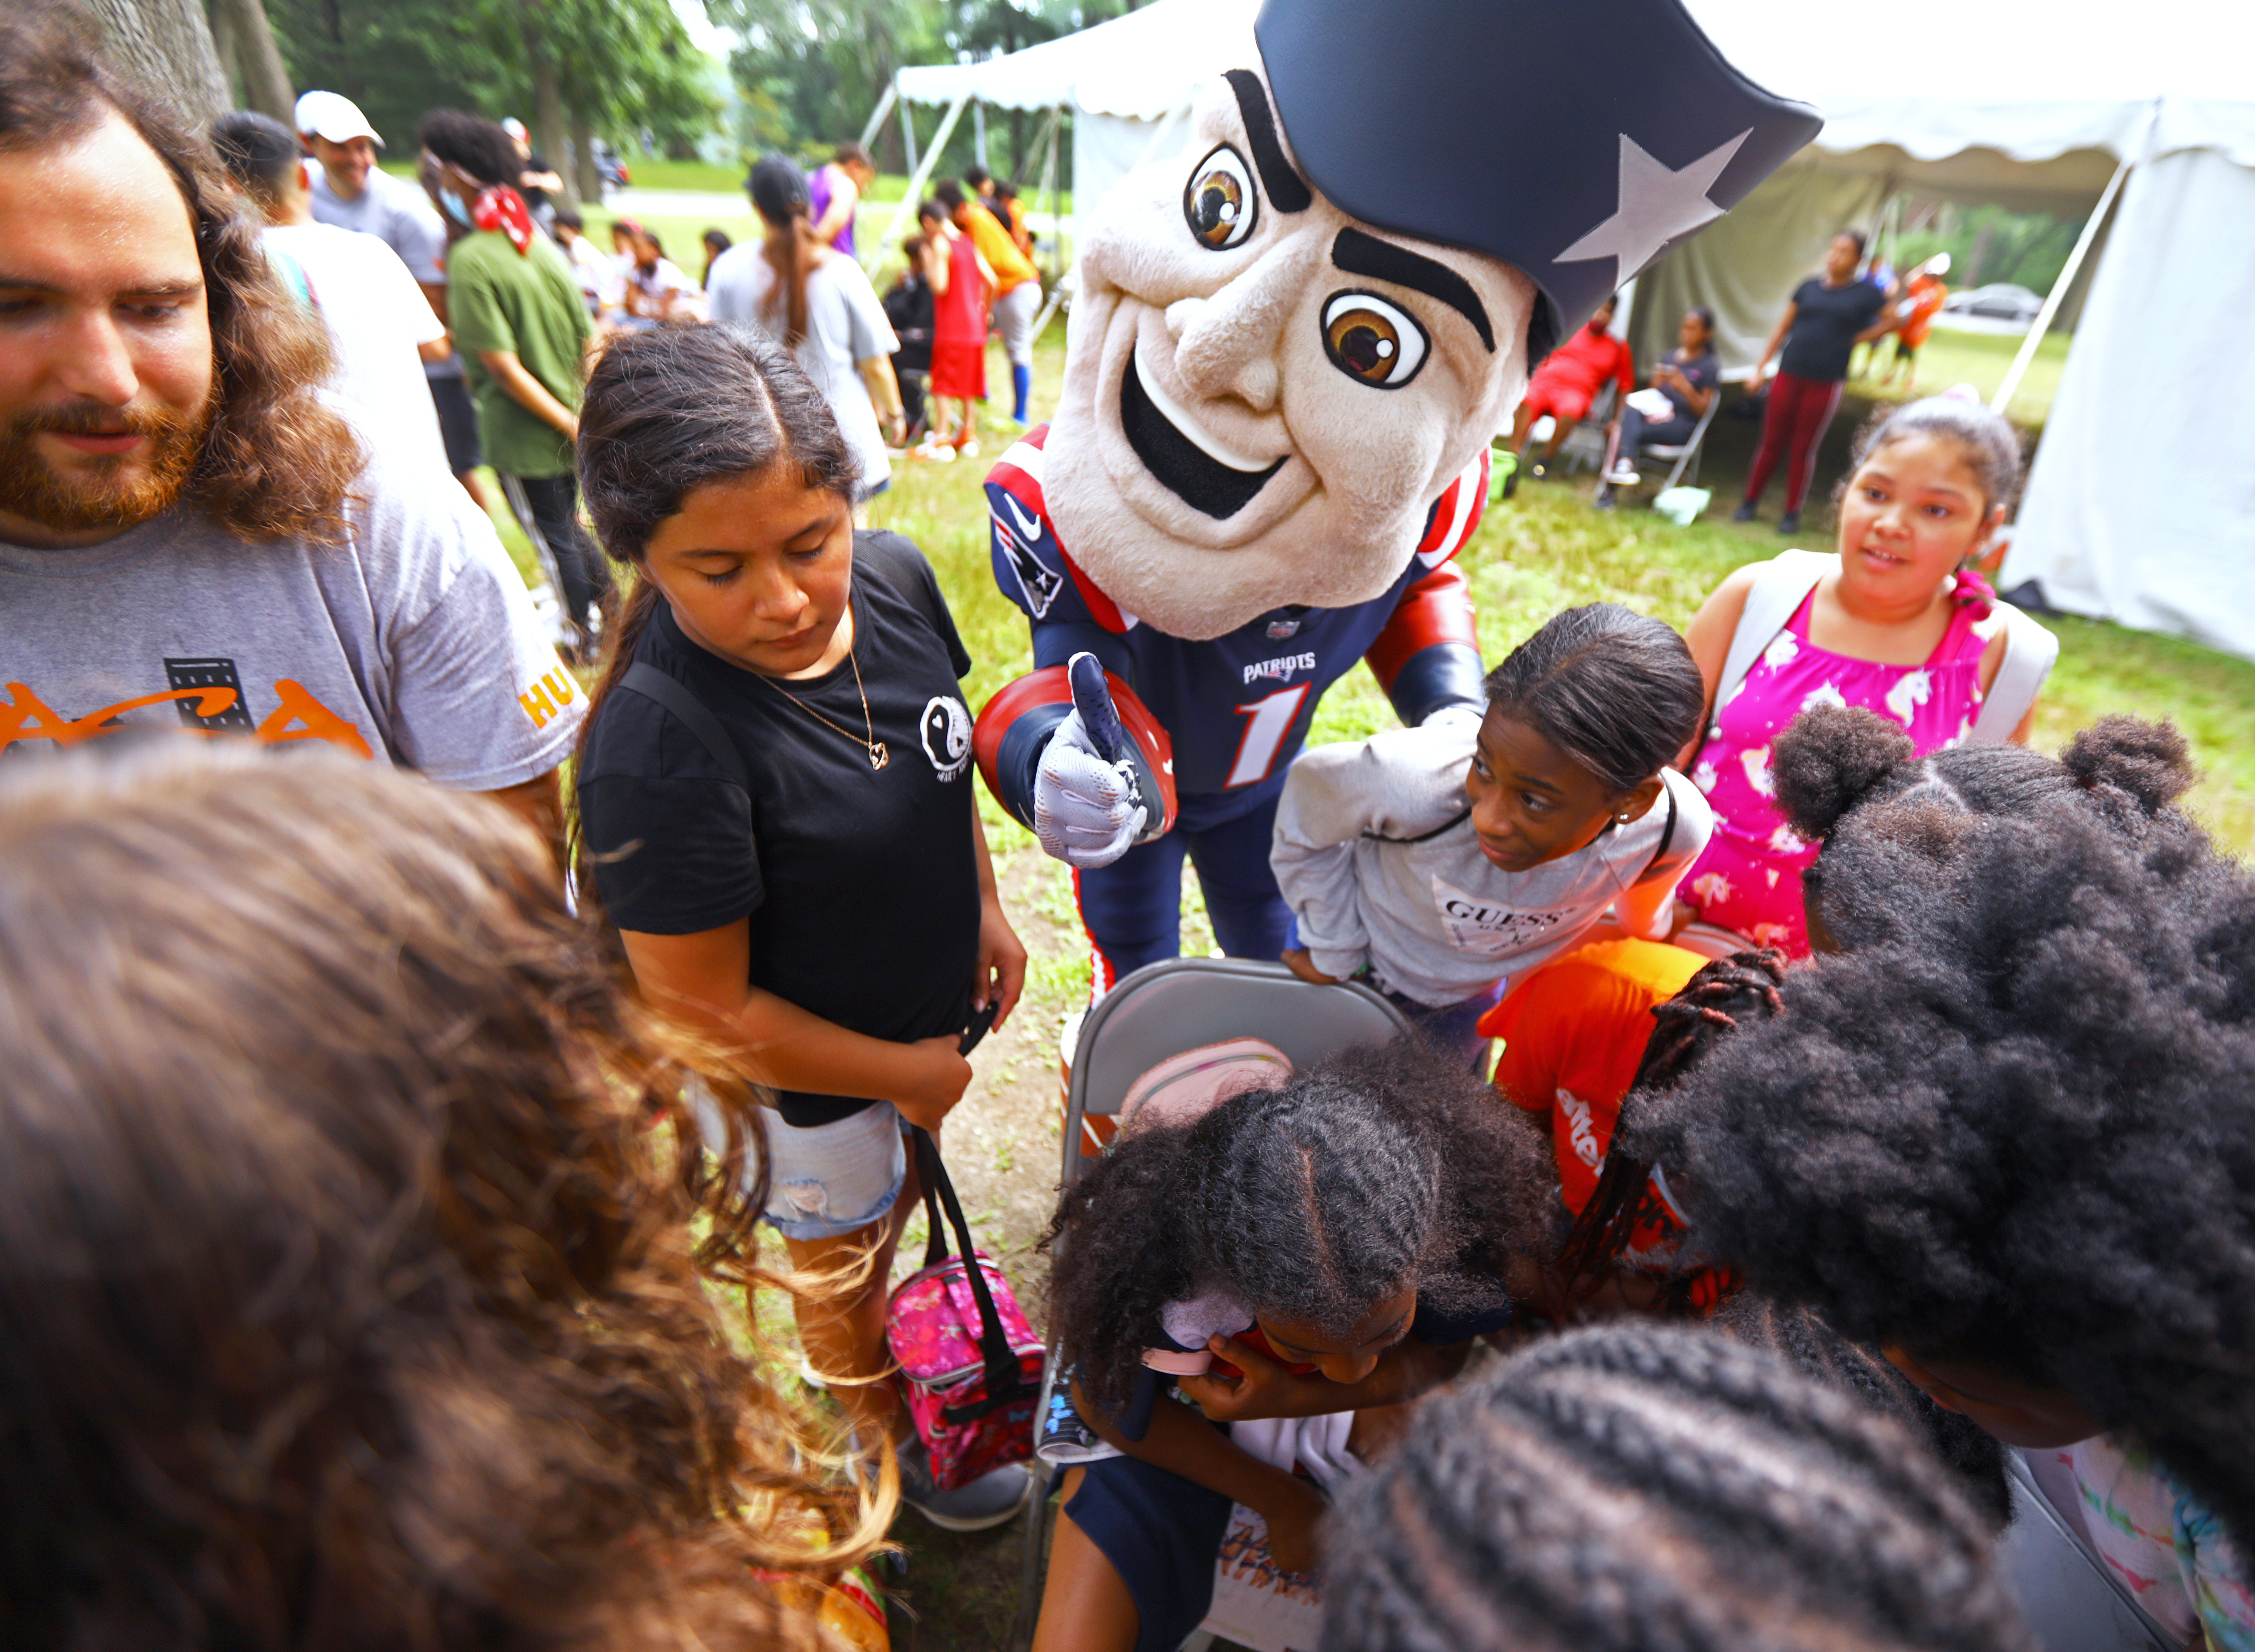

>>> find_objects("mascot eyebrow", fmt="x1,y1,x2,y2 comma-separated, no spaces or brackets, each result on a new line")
1221,68,1313,213
1332,227,1495,352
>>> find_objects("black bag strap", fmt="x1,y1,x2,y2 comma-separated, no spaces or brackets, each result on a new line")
910,1126,1037,1420
620,662,749,793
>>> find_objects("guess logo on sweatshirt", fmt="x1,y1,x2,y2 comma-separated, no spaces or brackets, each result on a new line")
1429,873,1565,956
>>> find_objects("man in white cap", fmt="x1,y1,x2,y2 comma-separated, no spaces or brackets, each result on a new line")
296,89,494,514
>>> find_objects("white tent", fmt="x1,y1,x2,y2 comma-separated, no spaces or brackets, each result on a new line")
884,0,2255,659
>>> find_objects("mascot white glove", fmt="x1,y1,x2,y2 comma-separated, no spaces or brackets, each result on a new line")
1033,654,1149,869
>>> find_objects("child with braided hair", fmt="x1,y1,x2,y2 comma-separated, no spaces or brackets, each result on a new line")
1628,704,2255,1652
1318,1322,2034,1652
1034,1043,1556,1652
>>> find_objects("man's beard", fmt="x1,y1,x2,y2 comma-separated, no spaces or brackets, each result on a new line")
0,398,211,535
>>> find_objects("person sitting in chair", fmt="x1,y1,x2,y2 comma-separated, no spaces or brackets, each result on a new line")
1498,293,1635,494
1597,305,1719,508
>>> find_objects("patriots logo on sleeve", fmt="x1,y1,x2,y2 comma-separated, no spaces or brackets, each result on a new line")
987,433,1066,619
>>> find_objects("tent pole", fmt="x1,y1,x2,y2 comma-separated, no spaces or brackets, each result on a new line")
1031,103,1061,282
974,98,987,169
902,96,918,175
1991,140,2137,414
873,91,970,269
857,83,896,151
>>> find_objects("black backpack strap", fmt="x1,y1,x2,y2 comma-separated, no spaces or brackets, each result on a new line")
910,1126,1038,1420
620,662,749,793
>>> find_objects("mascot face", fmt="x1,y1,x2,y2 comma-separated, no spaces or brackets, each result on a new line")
1042,62,1535,641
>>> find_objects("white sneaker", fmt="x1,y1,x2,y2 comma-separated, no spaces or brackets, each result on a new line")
915,439,957,464
1606,463,1641,487
956,437,981,460
896,1438,1031,1532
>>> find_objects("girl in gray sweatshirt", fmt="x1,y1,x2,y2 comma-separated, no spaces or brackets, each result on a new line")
1273,605,1713,1064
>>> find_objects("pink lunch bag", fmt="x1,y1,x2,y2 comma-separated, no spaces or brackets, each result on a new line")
885,1126,1043,1490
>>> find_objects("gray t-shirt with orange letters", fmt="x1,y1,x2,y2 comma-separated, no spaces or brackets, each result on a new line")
0,455,579,786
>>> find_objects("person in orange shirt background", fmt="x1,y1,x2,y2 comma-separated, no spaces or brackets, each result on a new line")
1877,251,1952,391
1497,291,1636,493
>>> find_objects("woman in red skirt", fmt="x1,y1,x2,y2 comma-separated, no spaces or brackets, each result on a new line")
915,198,994,460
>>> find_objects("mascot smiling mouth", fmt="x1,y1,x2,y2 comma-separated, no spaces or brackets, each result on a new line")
1119,353,1288,521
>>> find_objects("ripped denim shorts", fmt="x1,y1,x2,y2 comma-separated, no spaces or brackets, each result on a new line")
758,1101,910,1242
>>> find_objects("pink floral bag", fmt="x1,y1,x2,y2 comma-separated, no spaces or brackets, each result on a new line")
885,1127,1044,1489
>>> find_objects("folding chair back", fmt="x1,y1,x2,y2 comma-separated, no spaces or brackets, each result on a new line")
1997,1452,2179,1652
1060,958,1414,1189
1556,381,1618,476
1648,394,1720,490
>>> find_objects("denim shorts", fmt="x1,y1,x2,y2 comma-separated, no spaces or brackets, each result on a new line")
760,1101,910,1242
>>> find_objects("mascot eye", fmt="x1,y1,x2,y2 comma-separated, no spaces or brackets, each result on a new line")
1183,145,1258,250
1321,291,1430,389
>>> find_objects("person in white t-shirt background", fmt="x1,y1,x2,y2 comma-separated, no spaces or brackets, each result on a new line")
708,153,904,511
209,110,452,481
294,88,497,517
551,206,624,320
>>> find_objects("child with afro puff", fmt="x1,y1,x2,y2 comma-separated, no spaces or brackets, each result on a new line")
1625,702,2255,1652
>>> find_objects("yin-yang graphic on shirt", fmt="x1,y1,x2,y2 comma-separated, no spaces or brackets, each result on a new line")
920,695,972,781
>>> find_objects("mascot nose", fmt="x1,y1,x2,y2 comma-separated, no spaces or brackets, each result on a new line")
1164,253,1303,411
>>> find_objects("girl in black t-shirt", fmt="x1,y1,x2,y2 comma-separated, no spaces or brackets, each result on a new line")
571,325,1032,1531
1735,230,1892,534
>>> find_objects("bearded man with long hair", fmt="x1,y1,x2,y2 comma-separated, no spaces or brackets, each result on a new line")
0,5,577,836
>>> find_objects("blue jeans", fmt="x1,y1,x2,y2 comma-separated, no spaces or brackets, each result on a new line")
1073,794,1292,996
1383,979,1506,1070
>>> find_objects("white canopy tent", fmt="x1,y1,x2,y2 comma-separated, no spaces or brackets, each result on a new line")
882,0,2255,658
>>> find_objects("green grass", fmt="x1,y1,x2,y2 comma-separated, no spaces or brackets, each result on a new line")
864,327,2255,861
1848,325,2072,423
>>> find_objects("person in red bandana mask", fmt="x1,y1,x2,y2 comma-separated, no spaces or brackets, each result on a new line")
419,108,610,650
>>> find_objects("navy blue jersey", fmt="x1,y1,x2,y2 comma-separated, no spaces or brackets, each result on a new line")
985,425,1486,833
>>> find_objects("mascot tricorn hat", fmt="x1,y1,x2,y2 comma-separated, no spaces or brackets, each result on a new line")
1256,0,1823,354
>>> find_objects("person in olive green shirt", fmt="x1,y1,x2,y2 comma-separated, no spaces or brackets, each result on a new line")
419,108,607,647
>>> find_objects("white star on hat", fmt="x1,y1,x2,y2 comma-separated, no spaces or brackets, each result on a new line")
1556,130,1752,285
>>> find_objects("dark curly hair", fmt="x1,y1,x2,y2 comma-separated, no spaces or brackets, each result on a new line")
0,4,361,544
1319,1322,2032,1652
1630,721,2255,1541
1483,604,1705,794
0,743,883,1651
1773,704,2198,951
1047,1042,1555,1413
417,105,524,190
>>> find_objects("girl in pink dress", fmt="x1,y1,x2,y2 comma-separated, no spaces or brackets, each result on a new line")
1674,395,2052,955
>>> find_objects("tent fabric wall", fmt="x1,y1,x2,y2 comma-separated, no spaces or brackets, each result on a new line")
1625,158,1883,378
2001,144,2255,660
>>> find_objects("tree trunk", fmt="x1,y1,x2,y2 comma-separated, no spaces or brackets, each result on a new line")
518,0,577,207
215,0,295,122
568,103,602,205
205,0,244,107
85,0,229,124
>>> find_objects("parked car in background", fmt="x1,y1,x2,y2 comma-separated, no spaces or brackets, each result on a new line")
1944,282,2043,324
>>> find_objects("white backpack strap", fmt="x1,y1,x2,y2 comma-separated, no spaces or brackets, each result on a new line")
1969,601,2059,743
1710,550,1832,726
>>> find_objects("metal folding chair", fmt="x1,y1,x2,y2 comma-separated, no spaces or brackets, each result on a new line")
1647,394,1720,491
1009,958,1414,1651
1998,1450,2179,1652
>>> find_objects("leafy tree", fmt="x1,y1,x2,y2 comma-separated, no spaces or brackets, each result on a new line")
260,0,721,186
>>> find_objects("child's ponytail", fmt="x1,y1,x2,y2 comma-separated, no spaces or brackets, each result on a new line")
1483,606,1704,794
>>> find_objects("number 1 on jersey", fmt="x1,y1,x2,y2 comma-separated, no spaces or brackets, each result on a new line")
1224,685,1310,787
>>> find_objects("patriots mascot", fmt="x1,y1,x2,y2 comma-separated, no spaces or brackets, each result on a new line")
973,0,1819,1008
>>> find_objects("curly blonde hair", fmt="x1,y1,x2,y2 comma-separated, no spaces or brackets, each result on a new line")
0,742,888,1650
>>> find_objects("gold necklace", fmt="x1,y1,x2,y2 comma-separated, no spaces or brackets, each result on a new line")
757,626,888,770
